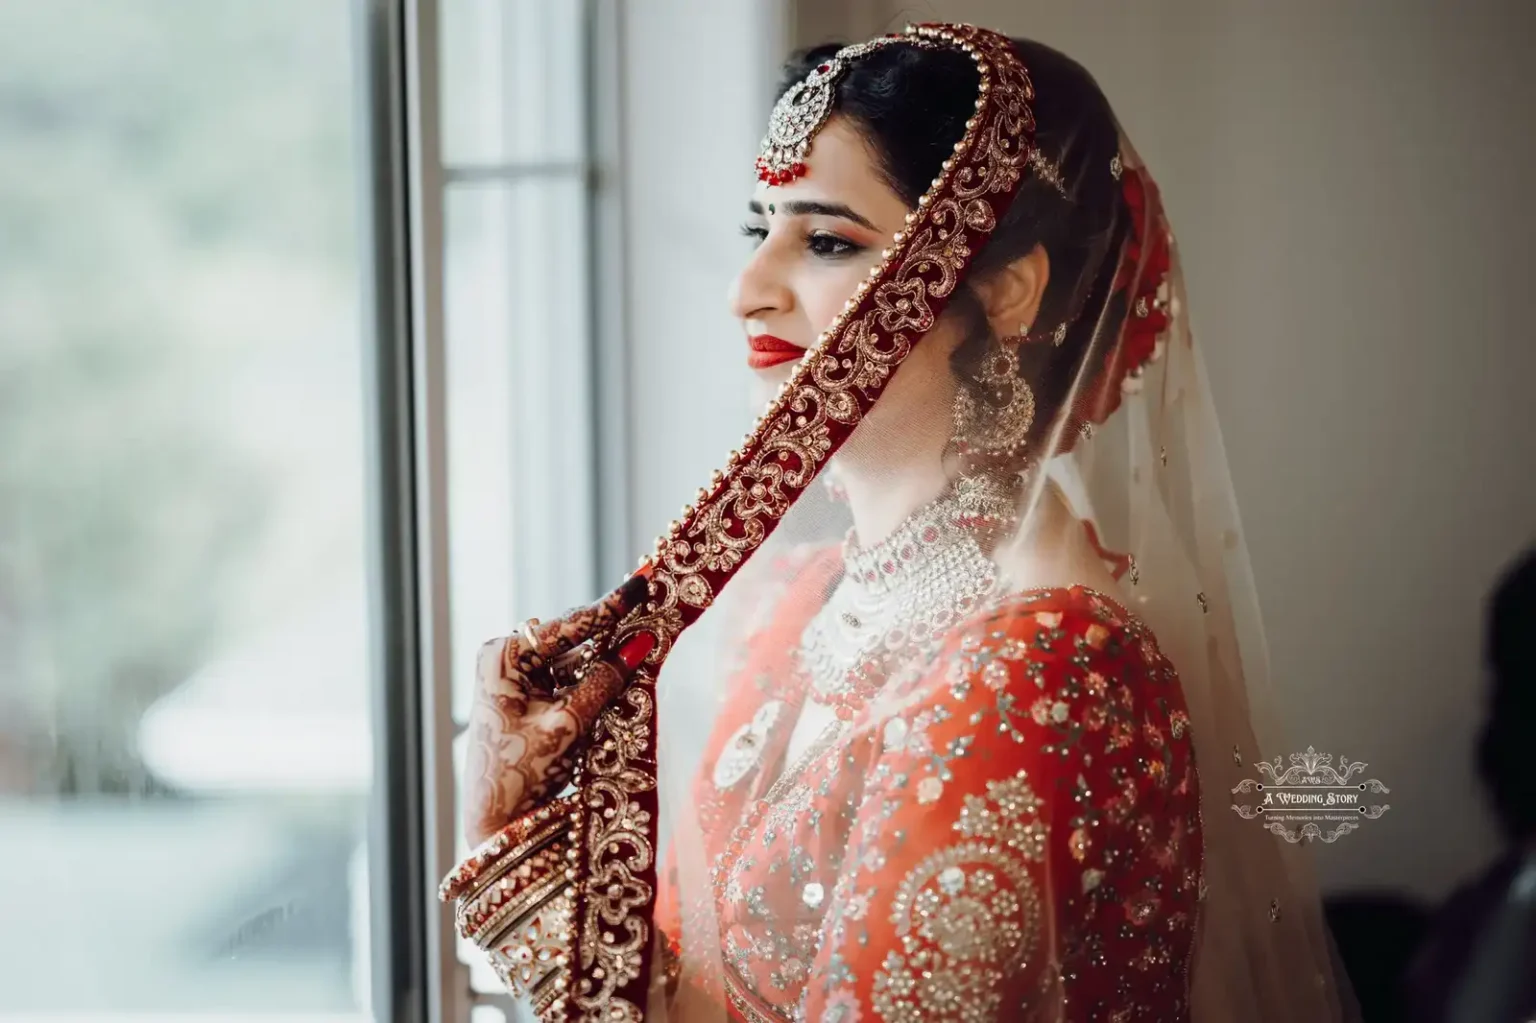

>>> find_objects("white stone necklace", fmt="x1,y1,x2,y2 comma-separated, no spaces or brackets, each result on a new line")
797,473,1020,712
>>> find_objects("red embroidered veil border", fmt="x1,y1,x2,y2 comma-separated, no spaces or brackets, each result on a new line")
458,23,1362,1023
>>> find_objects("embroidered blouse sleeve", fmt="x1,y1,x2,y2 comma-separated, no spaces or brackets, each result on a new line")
802,596,1202,1023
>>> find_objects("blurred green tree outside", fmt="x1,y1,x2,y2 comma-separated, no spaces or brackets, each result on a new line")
0,0,365,795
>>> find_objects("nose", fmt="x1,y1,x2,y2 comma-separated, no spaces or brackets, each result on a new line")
728,238,795,323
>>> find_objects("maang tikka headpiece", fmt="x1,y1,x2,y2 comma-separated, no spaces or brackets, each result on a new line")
758,33,1067,195
757,35,923,184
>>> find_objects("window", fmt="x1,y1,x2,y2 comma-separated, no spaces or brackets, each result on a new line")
0,1,612,1019
439,0,599,724
429,0,610,1015
0,0,375,1018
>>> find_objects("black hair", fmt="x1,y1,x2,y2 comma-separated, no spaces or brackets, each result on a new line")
1477,546,1536,841
775,37,1130,452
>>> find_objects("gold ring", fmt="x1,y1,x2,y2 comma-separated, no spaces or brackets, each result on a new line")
520,618,544,655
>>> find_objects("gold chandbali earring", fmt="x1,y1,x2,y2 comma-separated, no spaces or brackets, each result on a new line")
953,325,1037,463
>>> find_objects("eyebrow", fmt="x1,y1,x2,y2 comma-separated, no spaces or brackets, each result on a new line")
747,198,879,233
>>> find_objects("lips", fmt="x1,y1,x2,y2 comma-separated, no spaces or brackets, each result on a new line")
747,334,806,369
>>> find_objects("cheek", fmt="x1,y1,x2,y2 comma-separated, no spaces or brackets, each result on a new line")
860,325,961,433
800,262,880,335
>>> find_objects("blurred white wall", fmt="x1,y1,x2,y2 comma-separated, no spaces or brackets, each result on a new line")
613,0,1536,901
779,0,1536,900
614,0,789,555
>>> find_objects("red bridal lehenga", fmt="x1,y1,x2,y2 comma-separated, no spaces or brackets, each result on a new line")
442,23,1360,1023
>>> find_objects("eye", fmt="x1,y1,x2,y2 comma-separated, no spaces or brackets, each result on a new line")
806,230,862,259
739,223,768,247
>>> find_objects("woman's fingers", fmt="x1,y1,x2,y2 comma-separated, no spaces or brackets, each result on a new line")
501,573,649,682
463,575,654,844
550,630,657,736
529,572,651,662
470,629,654,843
464,638,540,844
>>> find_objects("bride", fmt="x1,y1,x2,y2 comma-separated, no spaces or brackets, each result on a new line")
441,24,1358,1023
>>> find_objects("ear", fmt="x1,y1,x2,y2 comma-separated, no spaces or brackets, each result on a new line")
971,244,1050,339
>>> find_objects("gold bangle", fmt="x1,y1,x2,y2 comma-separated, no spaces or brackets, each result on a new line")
476,885,575,1015
439,795,576,902
440,795,579,1013
457,837,570,942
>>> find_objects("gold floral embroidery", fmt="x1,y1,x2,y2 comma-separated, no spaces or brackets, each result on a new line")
955,773,1048,861
877,854,1041,1022
567,679,658,1020
695,585,1204,1022
872,770,1047,1022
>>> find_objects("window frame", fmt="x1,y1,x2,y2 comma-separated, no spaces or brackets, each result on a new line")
357,1,627,1019
356,1,447,1020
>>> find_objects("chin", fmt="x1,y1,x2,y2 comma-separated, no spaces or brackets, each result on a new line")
748,361,800,404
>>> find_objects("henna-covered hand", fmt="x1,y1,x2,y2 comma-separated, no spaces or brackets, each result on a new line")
463,573,654,846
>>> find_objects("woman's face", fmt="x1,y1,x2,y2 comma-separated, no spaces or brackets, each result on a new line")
730,116,963,470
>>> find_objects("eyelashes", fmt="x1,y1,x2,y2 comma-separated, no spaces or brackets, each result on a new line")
807,231,862,258
739,223,866,261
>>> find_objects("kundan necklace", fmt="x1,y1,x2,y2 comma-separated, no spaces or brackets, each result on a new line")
797,471,1022,719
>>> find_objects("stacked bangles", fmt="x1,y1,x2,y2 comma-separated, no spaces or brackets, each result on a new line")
440,794,579,1017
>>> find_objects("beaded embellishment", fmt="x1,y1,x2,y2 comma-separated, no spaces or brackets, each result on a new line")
798,473,1020,718
756,35,926,184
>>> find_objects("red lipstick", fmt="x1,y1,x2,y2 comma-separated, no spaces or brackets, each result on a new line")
747,334,806,369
